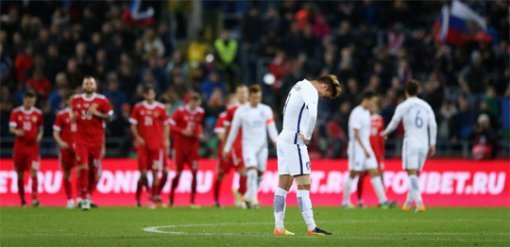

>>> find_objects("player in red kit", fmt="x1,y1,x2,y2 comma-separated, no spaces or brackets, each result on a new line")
168,92,204,208
71,76,113,210
9,90,43,207
223,85,249,207
53,94,77,208
356,103,386,207
130,84,170,208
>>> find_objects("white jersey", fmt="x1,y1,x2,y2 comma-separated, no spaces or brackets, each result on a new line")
384,97,437,147
223,103,278,152
348,105,373,152
279,79,318,145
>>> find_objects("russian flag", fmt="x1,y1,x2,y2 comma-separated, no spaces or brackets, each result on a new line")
433,0,492,45
122,0,156,26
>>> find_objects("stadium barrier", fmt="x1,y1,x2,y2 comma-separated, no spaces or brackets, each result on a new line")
0,159,508,207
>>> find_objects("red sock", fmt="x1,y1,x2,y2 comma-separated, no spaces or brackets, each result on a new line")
17,175,25,204
31,175,38,200
357,172,367,203
136,179,143,202
64,178,72,200
190,170,198,204
158,172,168,196
78,168,89,199
213,177,222,203
88,167,99,196
237,175,247,195
169,172,182,205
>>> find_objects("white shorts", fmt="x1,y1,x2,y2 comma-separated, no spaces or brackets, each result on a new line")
402,140,428,171
348,143,378,172
243,144,268,172
277,138,311,176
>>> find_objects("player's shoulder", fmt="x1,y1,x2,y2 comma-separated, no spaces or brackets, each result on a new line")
154,101,166,110
56,108,70,116
260,103,273,112
219,111,228,118
33,107,42,115
196,106,205,114
11,106,22,113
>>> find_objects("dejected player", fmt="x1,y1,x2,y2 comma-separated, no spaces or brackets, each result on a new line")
383,80,437,213
71,76,113,210
223,85,278,209
53,93,78,208
9,90,43,207
273,74,341,236
356,98,386,208
130,84,170,208
168,92,204,208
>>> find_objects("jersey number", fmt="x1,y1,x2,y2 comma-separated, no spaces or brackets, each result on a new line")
415,110,423,128
22,122,31,131
81,110,93,120
144,116,153,126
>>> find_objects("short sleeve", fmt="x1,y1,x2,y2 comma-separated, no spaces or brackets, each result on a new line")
53,114,62,131
9,111,17,128
350,110,362,130
38,113,43,127
129,106,138,125
102,98,114,116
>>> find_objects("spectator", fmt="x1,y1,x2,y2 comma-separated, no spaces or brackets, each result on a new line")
213,29,238,91
14,45,33,83
200,71,227,102
26,69,51,99
438,100,457,142
143,28,165,58
47,72,69,113
459,50,487,95
451,96,475,141
104,72,128,114
471,114,497,160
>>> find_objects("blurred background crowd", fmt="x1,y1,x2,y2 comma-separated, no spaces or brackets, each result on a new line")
0,0,508,159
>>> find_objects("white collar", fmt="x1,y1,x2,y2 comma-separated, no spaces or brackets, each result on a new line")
82,93,96,102
20,106,34,114
143,101,157,109
185,105,198,114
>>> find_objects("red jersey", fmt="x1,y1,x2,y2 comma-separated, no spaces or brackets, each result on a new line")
71,93,113,146
129,101,168,150
169,105,204,149
9,106,43,151
214,111,228,150
370,114,385,162
53,108,76,147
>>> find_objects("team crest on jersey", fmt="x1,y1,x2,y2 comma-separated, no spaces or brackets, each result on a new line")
18,116,22,120
77,103,81,108
306,161,311,170
32,116,37,122
141,110,145,115
154,111,159,117
294,85,302,91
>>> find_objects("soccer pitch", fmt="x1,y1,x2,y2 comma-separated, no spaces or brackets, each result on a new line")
1,207,509,246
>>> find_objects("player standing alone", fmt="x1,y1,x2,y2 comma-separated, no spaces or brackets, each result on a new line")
343,92,395,209
223,85,278,209
71,76,113,210
130,85,170,208
9,90,43,207
168,92,204,208
383,80,437,212
356,100,386,207
53,93,77,208
274,75,341,236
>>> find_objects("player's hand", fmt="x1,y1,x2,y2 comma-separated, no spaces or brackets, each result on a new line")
299,133,310,145
164,138,170,150
198,133,205,141
101,146,106,159
88,103,101,117
182,128,193,137
222,151,229,160
428,145,436,157
135,136,145,146
364,149,371,158
14,129,24,137
59,141,70,149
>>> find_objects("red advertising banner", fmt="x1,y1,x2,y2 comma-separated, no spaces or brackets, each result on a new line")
0,159,508,207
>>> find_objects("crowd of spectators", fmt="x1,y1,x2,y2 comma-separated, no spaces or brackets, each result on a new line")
0,1,508,159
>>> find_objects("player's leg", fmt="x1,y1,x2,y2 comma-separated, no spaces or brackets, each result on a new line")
136,147,149,207
60,150,74,208
407,148,427,212
213,156,230,207
232,147,247,199
189,148,200,207
14,152,27,207
87,151,102,208
154,149,168,203
256,147,268,186
356,171,367,207
243,147,258,208
293,144,331,235
343,148,362,208
29,154,40,207
150,149,164,203
274,139,294,235
169,149,184,206
75,144,90,210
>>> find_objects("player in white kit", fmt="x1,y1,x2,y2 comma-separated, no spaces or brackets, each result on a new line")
223,85,278,209
383,80,437,212
273,75,341,236
342,92,396,209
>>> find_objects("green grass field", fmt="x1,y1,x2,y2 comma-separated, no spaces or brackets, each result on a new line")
1,206,509,246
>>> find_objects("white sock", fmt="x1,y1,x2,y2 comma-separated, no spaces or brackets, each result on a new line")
409,175,422,205
246,169,258,203
297,190,316,231
273,188,288,231
370,176,388,204
343,176,354,205
405,176,414,205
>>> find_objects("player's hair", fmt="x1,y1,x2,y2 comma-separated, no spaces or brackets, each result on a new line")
316,74,342,99
83,75,96,81
24,89,36,98
142,84,155,94
189,91,201,101
236,84,248,91
248,84,261,95
406,79,420,96
361,91,378,100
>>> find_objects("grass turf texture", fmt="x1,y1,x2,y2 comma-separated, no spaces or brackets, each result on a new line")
1,207,509,246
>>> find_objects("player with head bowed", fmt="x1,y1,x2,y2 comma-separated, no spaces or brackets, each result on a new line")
129,84,170,208
71,76,113,210
223,84,278,209
383,80,437,212
9,89,43,207
274,74,341,236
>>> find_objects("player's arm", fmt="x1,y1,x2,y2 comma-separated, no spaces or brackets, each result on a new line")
90,100,113,122
8,113,24,137
163,124,170,150
129,108,145,146
266,108,278,144
300,100,318,144
53,117,69,149
223,111,241,155
36,115,43,142
168,111,186,135
383,105,403,136
354,128,371,158
428,107,438,157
